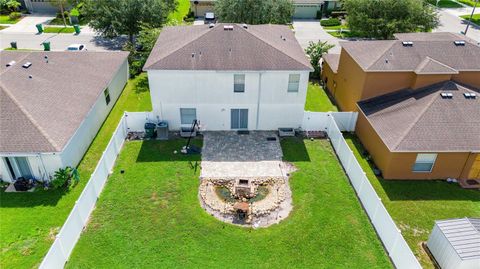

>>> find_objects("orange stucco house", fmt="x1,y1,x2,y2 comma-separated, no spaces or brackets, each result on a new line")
321,33,480,180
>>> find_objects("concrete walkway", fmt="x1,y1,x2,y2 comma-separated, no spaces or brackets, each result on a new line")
1,14,55,33
292,19,342,54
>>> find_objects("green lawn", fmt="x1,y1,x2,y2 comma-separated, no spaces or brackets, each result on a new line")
437,0,464,8
323,25,349,31
48,17,88,26
0,73,151,269
458,0,478,6
0,25,7,31
461,13,480,25
305,81,338,112
43,26,76,34
66,138,391,268
0,15,21,24
167,0,190,23
345,134,480,269
327,29,359,39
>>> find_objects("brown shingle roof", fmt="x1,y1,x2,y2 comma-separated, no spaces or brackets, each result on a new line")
0,51,129,153
414,57,458,75
358,81,480,152
323,54,340,73
340,33,480,72
144,23,313,71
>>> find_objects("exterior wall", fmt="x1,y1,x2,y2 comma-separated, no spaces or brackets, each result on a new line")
452,71,480,88
147,70,309,130
60,59,128,168
355,112,392,174
411,74,452,89
0,154,62,182
361,72,413,100
326,48,367,111
320,60,336,94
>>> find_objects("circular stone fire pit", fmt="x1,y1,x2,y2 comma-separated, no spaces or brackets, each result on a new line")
199,176,293,227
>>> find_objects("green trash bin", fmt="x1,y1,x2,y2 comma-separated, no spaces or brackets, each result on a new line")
144,122,157,139
10,41,17,49
73,24,81,34
42,41,50,51
36,23,43,33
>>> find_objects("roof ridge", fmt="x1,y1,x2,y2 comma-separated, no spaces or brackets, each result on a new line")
144,25,211,69
392,84,444,150
242,24,312,70
366,41,396,70
0,83,61,151
415,56,458,73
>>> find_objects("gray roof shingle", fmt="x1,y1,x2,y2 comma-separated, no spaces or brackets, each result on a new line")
0,51,129,153
340,33,480,72
144,23,313,71
358,81,480,152
323,53,340,73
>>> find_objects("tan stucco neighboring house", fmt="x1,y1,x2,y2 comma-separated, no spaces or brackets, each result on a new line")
321,32,480,180
189,0,340,18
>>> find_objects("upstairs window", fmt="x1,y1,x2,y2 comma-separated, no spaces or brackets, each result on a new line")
234,74,245,93
104,88,111,105
288,74,300,92
412,153,437,172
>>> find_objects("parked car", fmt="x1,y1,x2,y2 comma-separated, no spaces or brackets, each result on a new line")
67,44,87,51
204,12,215,24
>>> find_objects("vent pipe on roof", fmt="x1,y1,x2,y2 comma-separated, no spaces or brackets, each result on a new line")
209,23,215,28
242,23,248,29
44,55,48,63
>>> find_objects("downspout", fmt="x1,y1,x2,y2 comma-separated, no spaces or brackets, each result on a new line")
255,72,263,130
38,153,49,181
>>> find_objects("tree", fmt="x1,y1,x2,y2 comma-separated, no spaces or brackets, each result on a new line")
51,0,71,26
83,0,175,43
125,25,162,76
214,0,294,24
343,0,439,39
305,41,334,77
0,0,21,13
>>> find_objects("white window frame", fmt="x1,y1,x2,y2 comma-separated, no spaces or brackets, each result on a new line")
233,74,245,93
288,74,300,93
412,153,437,172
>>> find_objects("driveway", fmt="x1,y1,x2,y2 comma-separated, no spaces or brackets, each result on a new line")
435,8,480,42
293,19,341,54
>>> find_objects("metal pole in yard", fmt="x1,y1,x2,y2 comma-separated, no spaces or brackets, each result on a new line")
464,0,478,35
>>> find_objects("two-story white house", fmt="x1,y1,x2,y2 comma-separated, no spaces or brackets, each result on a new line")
144,23,313,131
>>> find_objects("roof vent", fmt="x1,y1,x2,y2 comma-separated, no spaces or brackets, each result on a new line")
209,23,215,28
402,41,413,47
464,92,477,99
242,23,248,29
454,40,465,46
223,25,233,31
22,62,32,68
191,53,195,58
440,92,453,99
6,60,16,67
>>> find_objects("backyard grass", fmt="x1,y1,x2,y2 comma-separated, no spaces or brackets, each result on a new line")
305,81,338,112
167,0,190,23
436,0,464,8
0,15,21,24
458,0,478,6
66,137,391,268
43,26,76,34
461,13,480,25
345,134,480,269
0,73,151,269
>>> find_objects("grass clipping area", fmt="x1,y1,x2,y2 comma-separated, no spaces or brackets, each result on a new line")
0,74,151,269
66,138,391,268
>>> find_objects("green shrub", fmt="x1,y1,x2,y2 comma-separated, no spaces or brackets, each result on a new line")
8,11,21,20
320,18,341,26
51,166,79,189
70,8,80,17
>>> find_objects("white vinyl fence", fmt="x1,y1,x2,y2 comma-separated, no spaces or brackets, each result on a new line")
39,115,129,269
323,114,422,269
302,111,358,132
